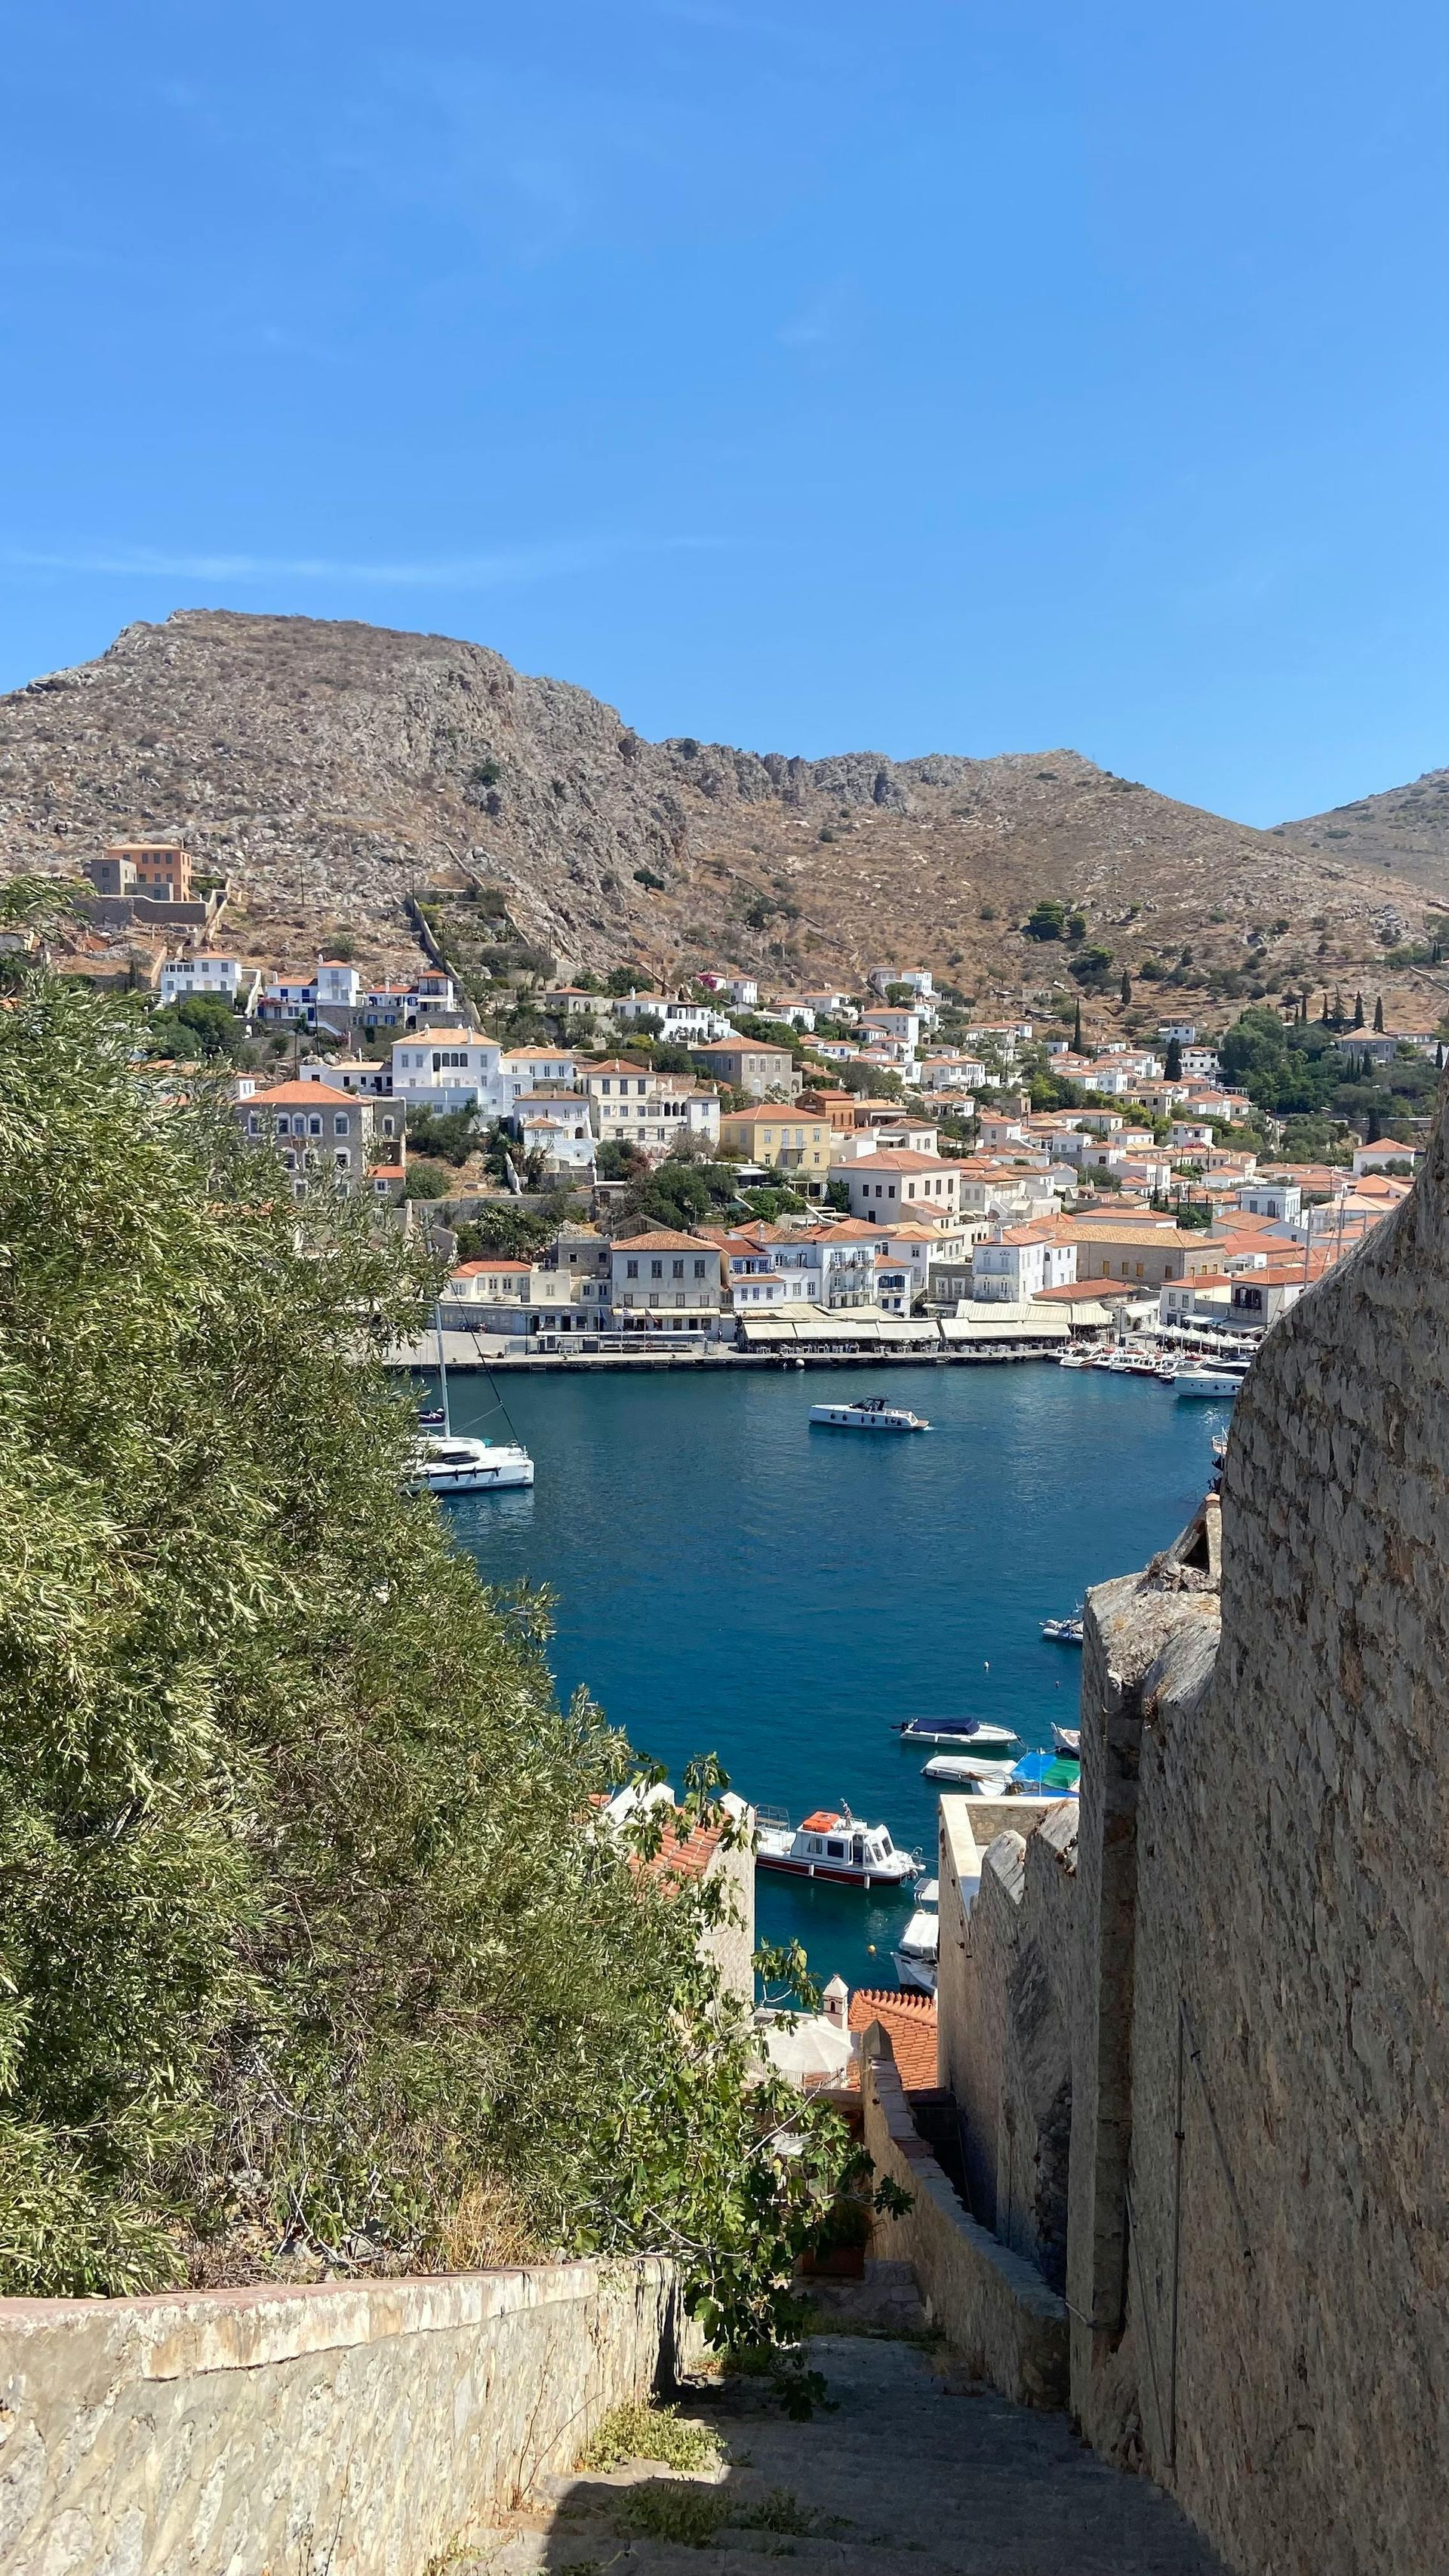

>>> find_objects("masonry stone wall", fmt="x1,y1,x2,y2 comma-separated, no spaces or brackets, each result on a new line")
861,2054,1068,2408
934,1079,1449,2571
0,2257,683,2576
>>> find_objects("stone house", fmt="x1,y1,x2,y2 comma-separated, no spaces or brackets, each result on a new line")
605,1230,723,1334
237,1079,383,1198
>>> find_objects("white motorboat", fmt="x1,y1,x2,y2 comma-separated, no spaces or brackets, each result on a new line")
1040,1612,1084,1645
409,1304,535,1494
810,1396,931,1433
1051,1723,1081,1756
894,1716,1020,1754
1058,1347,1094,1369
754,1805,918,1887
921,1753,1018,1788
1174,1366,1242,1400
411,1432,534,1494
893,1879,940,1996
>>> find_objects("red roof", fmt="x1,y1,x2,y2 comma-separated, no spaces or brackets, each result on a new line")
614,1229,716,1253
848,1150,957,1173
847,1990,939,2091
249,1079,355,1106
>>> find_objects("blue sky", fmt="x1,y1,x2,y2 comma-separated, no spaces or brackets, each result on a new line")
1,1,1445,822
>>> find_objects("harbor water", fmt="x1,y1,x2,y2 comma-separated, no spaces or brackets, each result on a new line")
441,1362,1230,1993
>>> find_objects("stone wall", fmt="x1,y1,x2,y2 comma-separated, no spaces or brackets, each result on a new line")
934,1091,1449,2574
861,2051,1068,2408
0,2257,683,2576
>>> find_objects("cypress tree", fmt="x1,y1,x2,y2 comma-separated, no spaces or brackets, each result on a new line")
1374,995,1385,1033
1353,993,1365,1028
1072,997,1083,1051
1319,992,1330,1023
1119,970,1132,1006
1164,1036,1183,1079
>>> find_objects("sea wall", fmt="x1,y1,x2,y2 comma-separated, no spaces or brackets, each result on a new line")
861,2052,1068,2408
934,1082,1449,2575
0,2257,684,2576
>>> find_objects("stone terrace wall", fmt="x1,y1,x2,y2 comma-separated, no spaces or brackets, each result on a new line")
1103,1110,1449,2576
0,2257,683,2576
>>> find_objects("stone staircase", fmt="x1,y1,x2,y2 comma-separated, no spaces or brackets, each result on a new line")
455,2274,1223,2576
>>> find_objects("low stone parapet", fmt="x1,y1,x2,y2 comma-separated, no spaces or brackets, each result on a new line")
0,2256,684,2575
862,2051,1069,2408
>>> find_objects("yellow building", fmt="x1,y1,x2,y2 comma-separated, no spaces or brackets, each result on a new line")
718,1103,834,1196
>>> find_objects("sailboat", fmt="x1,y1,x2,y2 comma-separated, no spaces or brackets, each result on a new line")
409,1308,535,1495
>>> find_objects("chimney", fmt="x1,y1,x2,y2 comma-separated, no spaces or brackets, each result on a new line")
822,1973,848,2032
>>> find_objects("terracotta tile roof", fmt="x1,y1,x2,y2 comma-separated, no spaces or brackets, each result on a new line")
635,1815,727,1885
249,1079,356,1106
847,1990,939,2091
583,1058,650,1075
844,1149,955,1173
451,1258,533,1276
614,1229,717,1252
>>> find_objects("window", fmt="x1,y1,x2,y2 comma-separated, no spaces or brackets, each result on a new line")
626,1258,638,1279
308,1116,322,1137
247,1113,260,1135
334,1113,349,1137
672,1259,684,1280
651,1259,663,1279
826,1839,847,1860
694,1258,706,1279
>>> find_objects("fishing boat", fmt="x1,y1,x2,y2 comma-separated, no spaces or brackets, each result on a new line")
921,1752,1018,1788
754,1805,918,1886
809,1396,931,1433
1051,1723,1081,1756
1040,1612,1084,1645
893,1878,940,1996
409,1306,535,1495
894,1716,1020,1754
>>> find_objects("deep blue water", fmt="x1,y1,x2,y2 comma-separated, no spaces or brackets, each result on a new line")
437,1364,1228,1993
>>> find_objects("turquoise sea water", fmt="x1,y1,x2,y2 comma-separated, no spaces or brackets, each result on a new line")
439,1363,1229,1993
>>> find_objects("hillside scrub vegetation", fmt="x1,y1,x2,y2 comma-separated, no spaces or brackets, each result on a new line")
0,979,870,2340
1218,1005,1439,1148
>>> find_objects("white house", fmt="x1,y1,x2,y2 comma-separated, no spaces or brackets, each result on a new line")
1158,1020,1198,1045
1238,1180,1303,1222
763,1222,881,1312
512,1103,596,1174
1352,1140,1420,1176
390,1034,507,1116
725,976,760,1009
920,1053,986,1093
580,1061,720,1153
500,1045,579,1098
1180,1047,1220,1082
612,992,734,1041
160,954,244,1004
297,1054,392,1098
867,1220,973,1304
765,998,817,1031
971,1224,1078,1303
833,1150,963,1222
860,1006,922,1053
869,965,934,999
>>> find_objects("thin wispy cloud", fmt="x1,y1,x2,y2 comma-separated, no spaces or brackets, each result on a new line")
5,534,728,591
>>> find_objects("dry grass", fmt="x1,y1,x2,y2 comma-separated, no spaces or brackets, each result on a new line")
577,2400,720,2476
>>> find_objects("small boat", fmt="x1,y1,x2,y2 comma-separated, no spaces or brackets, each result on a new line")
922,1753,1018,1787
754,1805,918,1886
810,1396,931,1433
411,1433,535,1494
894,1716,1020,1753
1058,1347,1094,1369
1041,1613,1084,1645
417,1403,446,1429
893,1879,940,1995
1051,1723,1081,1756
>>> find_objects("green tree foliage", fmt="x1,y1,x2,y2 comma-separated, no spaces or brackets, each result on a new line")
1164,1037,1183,1079
0,981,871,2317
142,996,245,1062
404,1106,482,1167
1024,900,1066,940
402,1160,454,1199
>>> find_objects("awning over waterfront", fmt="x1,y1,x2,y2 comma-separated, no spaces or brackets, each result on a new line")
939,1304,1071,1344
737,1310,940,1346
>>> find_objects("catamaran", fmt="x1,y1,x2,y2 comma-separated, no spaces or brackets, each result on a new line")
409,1307,535,1496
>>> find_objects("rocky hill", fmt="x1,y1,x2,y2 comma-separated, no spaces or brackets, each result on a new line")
0,610,1441,1020
1278,770,1449,904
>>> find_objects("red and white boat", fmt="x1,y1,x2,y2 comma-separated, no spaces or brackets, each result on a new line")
754,1805,918,1888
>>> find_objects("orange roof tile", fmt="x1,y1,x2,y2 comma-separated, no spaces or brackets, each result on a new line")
847,1990,939,2091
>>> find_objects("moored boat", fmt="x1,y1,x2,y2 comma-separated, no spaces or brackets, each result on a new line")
810,1396,931,1433
1040,1612,1084,1644
1174,1366,1242,1399
1051,1723,1081,1756
754,1805,918,1886
894,1716,1020,1753
921,1752,1018,1787
410,1433,535,1494
893,1877,940,1995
